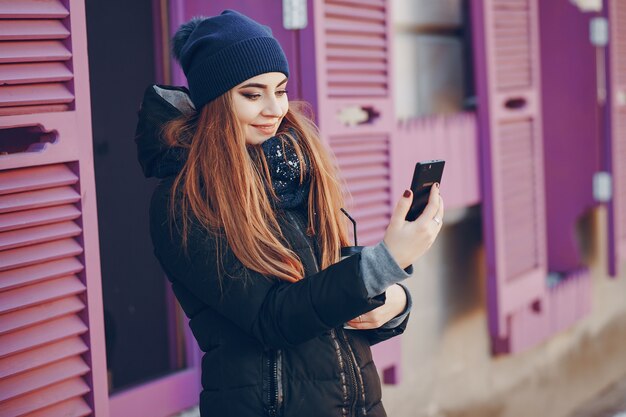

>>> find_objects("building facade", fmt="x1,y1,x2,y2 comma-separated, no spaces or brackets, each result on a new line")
0,0,624,416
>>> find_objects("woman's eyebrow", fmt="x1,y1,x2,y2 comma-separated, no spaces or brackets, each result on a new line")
238,78,288,89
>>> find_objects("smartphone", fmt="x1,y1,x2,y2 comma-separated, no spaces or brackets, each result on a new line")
405,160,445,222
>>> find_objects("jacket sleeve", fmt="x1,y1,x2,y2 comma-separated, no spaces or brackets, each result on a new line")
345,284,411,345
359,313,410,346
149,184,385,349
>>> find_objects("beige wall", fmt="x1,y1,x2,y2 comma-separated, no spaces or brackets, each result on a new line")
391,0,467,118
381,206,626,417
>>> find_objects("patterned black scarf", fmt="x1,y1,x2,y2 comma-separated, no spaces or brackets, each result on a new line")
258,133,311,210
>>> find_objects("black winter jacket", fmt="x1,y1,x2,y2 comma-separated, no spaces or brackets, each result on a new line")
136,85,408,417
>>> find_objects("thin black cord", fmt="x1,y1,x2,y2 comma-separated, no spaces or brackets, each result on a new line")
340,208,357,246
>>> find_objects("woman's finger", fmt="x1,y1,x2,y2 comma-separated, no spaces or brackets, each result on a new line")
433,195,444,228
388,189,413,227
417,184,440,222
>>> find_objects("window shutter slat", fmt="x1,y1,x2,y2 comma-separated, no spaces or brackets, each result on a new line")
350,204,389,221
0,377,90,417
0,83,75,108
0,258,83,291
0,0,69,18
22,397,92,417
327,61,386,72
327,34,386,48
346,178,388,194
0,40,71,63
0,336,88,379
0,187,80,214
0,356,90,402
325,3,384,20
0,315,88,358
0,205,81,233
338,152,388,167
326,0,385,9
0,276,85,314
0,164,77,195
0,220,82,251
351,191,388,207
0,238,83,272
0,62,74,85
0,295,84,334
0,19,70,40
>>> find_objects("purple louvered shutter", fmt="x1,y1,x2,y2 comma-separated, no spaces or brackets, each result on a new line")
607,0,626,277
471,0,549,354
312,0,402,382
0,1,109,416
314,0,393,246
0,0,76,114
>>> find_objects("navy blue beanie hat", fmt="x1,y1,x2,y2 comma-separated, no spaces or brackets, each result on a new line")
171,10,290,110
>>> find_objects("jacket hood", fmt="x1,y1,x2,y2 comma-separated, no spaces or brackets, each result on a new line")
134,84,195,179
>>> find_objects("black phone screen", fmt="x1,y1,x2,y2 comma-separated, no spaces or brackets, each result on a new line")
405,160,445,221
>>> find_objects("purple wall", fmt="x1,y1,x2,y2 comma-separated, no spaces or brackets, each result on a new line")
168,1,317,107
539,1,602,274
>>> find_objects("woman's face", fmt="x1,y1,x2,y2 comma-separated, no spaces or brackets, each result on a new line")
231,72,289,145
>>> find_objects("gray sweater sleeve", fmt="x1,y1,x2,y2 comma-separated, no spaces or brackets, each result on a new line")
360,240,413,297
359,241,413,329
379,282,412,329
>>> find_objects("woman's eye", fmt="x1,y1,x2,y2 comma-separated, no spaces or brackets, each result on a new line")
276,89,288,97
242,93,261,100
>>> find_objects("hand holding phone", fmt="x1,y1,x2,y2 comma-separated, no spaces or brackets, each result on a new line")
405,160,445,221
383,178,445,269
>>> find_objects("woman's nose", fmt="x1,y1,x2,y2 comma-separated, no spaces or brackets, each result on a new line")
262,96,283,117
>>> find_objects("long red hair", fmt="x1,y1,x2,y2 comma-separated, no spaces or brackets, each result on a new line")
161,92,350,282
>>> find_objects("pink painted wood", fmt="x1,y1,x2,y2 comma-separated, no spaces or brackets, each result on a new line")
606,0,626,277
0,378,91,417
0,257,83,291
108,370,202,417
394,113,480,210
0,62,74,84
313,0,402,383
1,296,85,334
0,356,90,401
0,19,70,40
471,0,549,354
0,40,72,63
0,1,110,416
508,268,592,353
370,336,402,384
0,315,87,358
0,337,88,378
0,205,81,233
0,0,69,18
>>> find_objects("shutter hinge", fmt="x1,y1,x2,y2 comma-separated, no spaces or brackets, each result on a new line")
593,171,612,202
283,0,307,30
590,17,608,47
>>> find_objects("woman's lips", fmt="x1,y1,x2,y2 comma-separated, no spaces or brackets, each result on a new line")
252,123,277,135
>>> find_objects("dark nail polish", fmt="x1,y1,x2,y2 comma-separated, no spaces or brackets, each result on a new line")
403,189,411,198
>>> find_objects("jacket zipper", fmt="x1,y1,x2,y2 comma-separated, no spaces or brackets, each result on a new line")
285,210,366,416
267,349,283,417
340,328,368,416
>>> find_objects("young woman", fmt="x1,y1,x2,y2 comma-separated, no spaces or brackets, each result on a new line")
135,10,444,417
